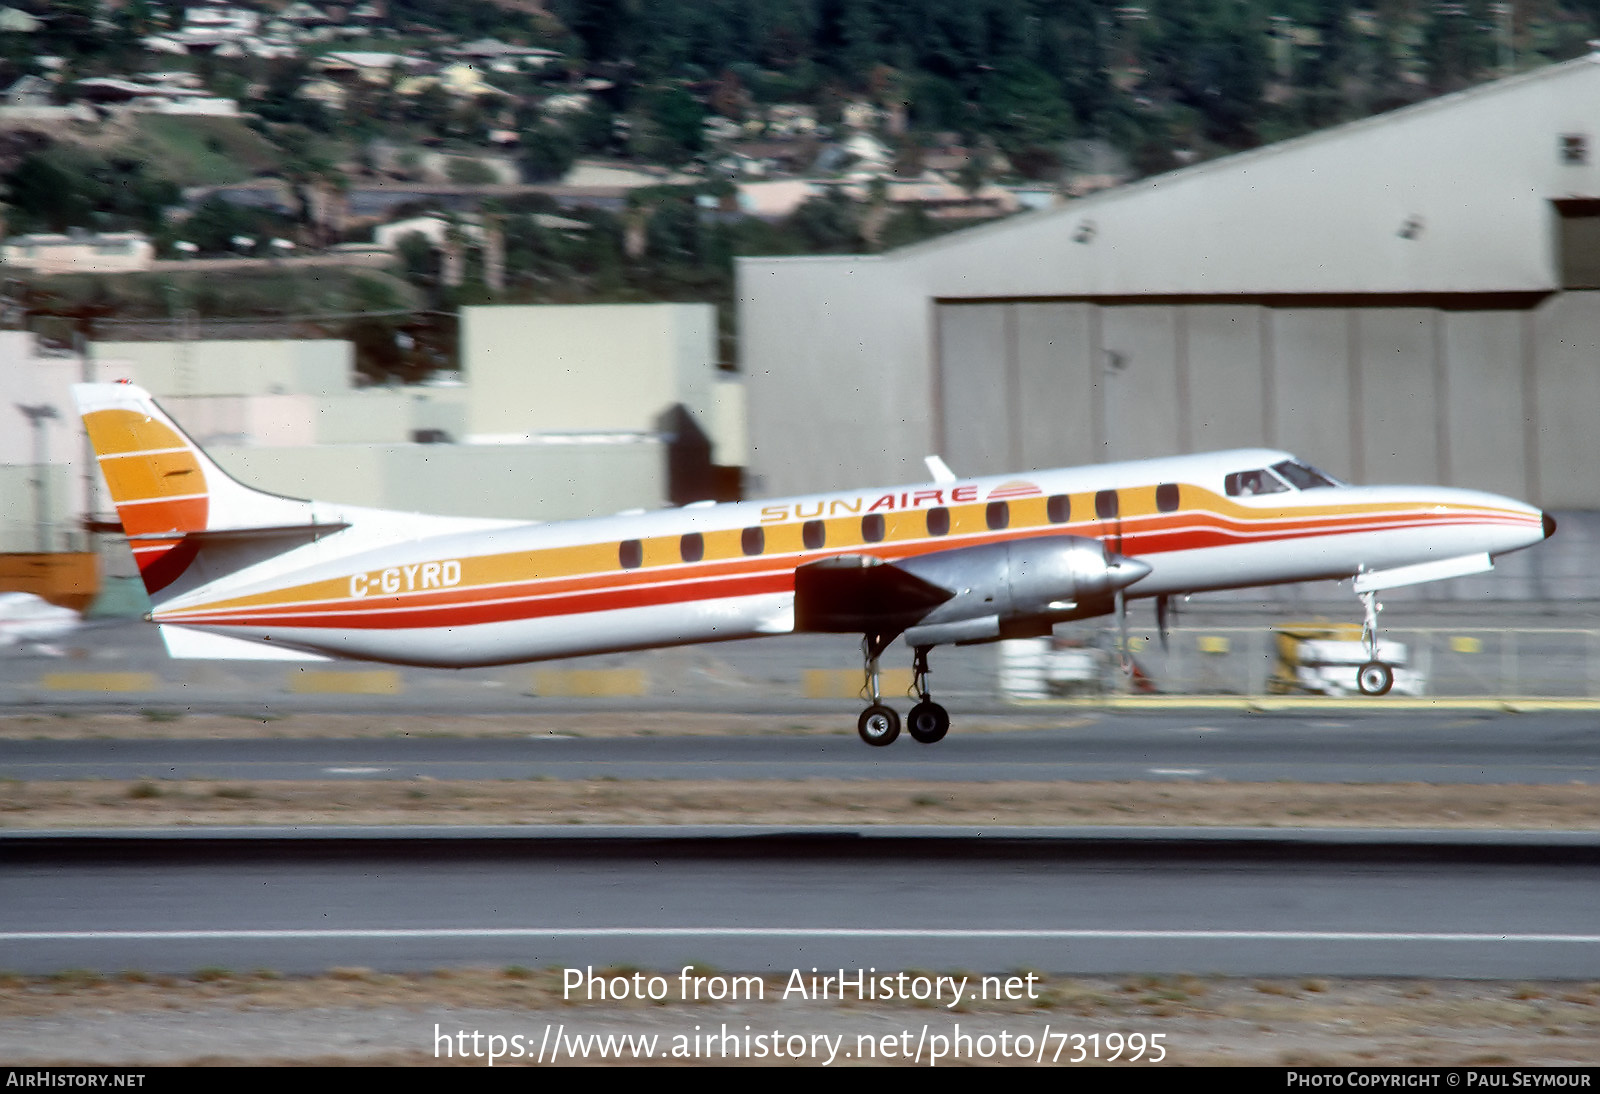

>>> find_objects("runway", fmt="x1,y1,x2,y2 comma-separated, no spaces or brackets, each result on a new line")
3,828,1597,978
5,643,1597,983
4,711,1598,783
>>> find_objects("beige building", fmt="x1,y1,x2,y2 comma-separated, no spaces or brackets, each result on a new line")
80,303,745,525
463,303,718,437
460,303,746,488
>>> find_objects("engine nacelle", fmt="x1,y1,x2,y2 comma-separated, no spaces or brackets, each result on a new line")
898,535,1149,646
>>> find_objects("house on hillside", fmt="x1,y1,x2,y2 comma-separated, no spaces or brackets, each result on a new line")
3,232,155,274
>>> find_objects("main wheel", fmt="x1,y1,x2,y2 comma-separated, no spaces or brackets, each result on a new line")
906,700,950,744
1357,661,1394,696
857,704,900,746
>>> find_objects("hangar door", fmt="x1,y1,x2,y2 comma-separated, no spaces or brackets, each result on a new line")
935,296,1543,501
934,301,1191,477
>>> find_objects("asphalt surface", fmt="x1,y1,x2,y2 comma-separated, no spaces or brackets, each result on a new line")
3,828,1596,978
3,711,1597,783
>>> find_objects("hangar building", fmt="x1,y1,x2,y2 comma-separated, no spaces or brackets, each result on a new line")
737,51,1600,532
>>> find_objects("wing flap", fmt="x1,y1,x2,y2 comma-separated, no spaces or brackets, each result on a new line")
793,555,954,633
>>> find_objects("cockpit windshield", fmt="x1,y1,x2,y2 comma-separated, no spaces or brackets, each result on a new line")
1271,460,1342,489
1224,459,1346,497
1224,468,1289,497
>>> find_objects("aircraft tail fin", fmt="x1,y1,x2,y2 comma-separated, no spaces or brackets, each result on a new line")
74,382,326,597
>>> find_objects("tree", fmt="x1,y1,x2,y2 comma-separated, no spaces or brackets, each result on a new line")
977,60,1076,175
521,123,577,182
4,154,94,232
785,189,863,253
3,146,178,234
257,59,332,132
631,85,706,165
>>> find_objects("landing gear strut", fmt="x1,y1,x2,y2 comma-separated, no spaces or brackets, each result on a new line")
906,645,949,744
857,633,900,746
855,636,951,746
1356,589,1394,696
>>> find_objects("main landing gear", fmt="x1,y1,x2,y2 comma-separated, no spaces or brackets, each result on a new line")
857,635,950,746
1356,589,1395,696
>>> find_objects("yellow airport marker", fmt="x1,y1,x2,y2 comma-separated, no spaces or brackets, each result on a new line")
287,670,403,695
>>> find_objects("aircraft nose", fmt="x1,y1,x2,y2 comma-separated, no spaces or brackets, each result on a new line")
1543,512,1558,540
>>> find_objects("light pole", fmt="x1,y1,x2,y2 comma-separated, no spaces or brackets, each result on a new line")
16,402,58,552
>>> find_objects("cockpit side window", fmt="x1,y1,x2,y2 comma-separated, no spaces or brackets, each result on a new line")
1224,468,1290,497
1272,460,1340,489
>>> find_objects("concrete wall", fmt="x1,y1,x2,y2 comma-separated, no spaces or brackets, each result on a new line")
90,340,352,397
211,441,666,522
0,465,74,553
0,333,90,553
461,303,718,439
740,255,931,494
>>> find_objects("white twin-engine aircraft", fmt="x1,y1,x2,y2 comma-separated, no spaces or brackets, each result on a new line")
75,382,1554,746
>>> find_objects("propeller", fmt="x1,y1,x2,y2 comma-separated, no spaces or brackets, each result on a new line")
1155,594,1171,652
1115,587,1132,672
1105,495,1135,674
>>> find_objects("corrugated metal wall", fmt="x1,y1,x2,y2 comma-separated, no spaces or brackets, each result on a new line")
930,295,1600,507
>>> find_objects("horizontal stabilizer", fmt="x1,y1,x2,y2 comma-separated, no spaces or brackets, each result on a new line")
126,522,350,543
160,624,331,661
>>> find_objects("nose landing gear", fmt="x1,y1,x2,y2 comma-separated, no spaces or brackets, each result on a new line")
1356,589,1395,696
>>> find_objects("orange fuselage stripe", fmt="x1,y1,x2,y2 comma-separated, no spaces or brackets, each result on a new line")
154,488,1536,630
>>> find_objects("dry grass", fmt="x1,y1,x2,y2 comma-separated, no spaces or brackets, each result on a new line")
0,776,1594,830
0,969,1596,1065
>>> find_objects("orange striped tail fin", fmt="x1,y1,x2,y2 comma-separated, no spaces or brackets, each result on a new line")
74,383,315,597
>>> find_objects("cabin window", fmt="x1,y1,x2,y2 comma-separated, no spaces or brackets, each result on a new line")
1156,483,1180,513
679,532,704,563
861,513,885,543
619,539,643,569
1095,489,1119,520
802,519,826,549
986,501,1009,530
741,526,764,556
1225,469,1289,497
1046,494,1070,523
926,507,950,537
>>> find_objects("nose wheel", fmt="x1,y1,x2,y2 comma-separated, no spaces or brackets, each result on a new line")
1357,660,1394,696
